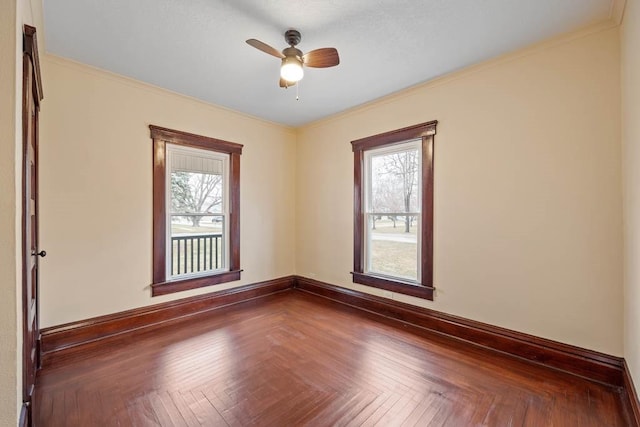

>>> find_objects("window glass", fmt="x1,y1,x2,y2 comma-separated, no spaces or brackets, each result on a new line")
365,141,421,281
167,145,229,279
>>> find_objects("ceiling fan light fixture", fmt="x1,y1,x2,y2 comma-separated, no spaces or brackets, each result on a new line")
247,30,338,88
280,56,304,83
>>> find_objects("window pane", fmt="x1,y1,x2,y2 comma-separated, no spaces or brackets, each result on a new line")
170,215,225,277
370,148,420,213
171,170,224,214
367,214,418,281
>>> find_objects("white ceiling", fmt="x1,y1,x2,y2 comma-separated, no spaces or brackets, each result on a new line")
43,0,614,127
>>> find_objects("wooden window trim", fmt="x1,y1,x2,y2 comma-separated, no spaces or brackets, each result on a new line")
150,125,243,297
351,121,437,300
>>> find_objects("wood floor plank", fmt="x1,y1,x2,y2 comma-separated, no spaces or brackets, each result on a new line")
75,390,103,427
180,390,225,426
344,393,394,426
153,391,189,427
35,290,633,426
399,393,437,427
167,391,201,427
126,395,161,426
305,390,376,426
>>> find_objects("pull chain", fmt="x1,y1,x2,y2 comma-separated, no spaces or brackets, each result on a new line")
296,80,300,101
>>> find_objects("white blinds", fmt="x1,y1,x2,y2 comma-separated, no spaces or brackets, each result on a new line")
171,152,223,175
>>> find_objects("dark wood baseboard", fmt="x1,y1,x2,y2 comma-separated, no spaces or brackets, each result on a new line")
294,276,625,387
40,273,631,391
623,359,640,425
40,276,295,366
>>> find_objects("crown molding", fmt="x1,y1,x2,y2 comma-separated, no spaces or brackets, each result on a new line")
301,19,620,132
42,54,297,135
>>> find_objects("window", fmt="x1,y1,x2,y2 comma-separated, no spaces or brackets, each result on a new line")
167,145,229,277
150,125,242,296
351,121,437,300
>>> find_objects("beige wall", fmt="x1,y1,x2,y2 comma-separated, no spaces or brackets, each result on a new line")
623,0,640,391
0,0,19,423
296,27,623,355
39,56,297,327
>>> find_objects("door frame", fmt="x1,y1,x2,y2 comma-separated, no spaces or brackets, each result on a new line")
21,24,43,427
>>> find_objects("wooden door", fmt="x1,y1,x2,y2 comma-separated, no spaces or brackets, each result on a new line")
21,25,43,427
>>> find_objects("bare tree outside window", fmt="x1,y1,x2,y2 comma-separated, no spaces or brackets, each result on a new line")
371,149,419,233
365,144,421,281
171,172,223,227
168,170,225,278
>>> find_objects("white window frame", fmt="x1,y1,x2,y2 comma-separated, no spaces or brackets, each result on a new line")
363,139,422,283
165,144,230,281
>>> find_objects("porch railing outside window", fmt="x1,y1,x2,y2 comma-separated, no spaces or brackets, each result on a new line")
171,233,222,276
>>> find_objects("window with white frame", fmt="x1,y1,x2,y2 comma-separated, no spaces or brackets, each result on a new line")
364,140,422,282
166,145,229,279
351,121,437,300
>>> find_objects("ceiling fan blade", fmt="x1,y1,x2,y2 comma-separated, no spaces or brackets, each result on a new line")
279,78,296,88
303,48,339,68
246,39,285,59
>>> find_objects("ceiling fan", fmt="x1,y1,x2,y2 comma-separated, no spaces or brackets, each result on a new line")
246,29,340,88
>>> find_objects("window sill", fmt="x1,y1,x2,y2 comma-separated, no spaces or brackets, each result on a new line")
151,270,242,297
351,272,434,300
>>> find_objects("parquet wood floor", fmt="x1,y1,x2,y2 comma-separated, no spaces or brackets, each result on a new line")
35,290,632,426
